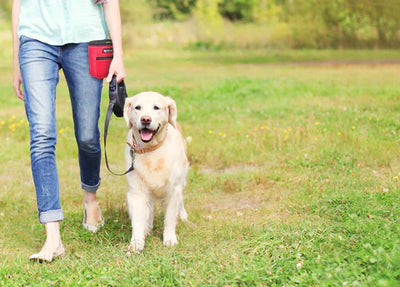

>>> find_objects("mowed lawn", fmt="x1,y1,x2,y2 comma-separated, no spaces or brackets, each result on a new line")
0,48,400,286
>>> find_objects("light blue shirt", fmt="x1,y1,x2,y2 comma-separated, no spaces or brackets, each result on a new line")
18,0,108,45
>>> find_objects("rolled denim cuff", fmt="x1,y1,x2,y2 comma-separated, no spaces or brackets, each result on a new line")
39,209,64,224
81,179,101,193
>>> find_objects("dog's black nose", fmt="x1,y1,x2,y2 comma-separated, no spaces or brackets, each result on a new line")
141,116,152,125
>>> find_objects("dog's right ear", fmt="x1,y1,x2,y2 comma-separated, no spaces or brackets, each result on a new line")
124,98,134,129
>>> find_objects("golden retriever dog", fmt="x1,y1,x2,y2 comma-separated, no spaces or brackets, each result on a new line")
123,92,188,253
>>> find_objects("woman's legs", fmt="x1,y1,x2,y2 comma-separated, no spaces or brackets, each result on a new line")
60,43,104,229
20,37,105,261
19,36,64,260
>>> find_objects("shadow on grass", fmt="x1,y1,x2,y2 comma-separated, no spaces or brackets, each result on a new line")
60,205,170,249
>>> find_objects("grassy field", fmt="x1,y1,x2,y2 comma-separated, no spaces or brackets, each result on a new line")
1,45,400,286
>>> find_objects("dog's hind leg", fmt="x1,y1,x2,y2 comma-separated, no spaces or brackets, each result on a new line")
178,196,188,222
145,200,154,236
179,166,189,222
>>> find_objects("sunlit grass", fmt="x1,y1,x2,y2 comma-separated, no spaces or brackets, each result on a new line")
0,46,400,286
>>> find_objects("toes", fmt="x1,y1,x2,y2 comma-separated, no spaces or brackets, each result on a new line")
29,244,65,263
29,252,53,263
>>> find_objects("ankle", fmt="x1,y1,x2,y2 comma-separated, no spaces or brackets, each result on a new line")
84,191,97,204
44,222,60,236
43,222,63,249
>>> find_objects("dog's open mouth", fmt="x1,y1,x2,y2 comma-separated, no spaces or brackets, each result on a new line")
139,126,160,143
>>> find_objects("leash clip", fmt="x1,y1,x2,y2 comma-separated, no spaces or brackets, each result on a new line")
129,147,136,162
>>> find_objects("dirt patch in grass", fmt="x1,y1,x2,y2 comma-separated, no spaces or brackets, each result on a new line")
272,59,400,67
193,164,293,224
198,163,262,175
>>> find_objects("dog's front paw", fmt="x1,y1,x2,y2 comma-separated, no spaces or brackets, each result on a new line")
163,233,178,247
127,238,145,254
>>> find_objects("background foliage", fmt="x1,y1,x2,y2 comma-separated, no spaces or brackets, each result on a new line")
1,0,400,48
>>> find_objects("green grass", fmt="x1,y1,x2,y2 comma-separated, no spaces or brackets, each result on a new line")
1,46,400,286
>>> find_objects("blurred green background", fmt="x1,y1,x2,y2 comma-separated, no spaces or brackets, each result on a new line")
1,0,399,49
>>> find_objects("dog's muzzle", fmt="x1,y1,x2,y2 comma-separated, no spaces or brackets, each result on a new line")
139,125,160,143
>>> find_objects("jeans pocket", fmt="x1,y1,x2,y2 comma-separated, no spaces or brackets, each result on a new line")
19,35,27,48
19,35,35,48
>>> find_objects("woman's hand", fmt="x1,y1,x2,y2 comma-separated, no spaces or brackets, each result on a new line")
107,54,126,84
103,0,126,83
13,65,24,101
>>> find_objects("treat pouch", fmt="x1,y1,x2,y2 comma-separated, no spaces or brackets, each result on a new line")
88,40,113,79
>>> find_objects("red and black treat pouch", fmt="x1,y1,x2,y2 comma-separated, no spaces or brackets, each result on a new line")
88,39,113,79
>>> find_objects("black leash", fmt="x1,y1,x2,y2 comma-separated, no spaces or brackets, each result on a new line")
103,76,134,176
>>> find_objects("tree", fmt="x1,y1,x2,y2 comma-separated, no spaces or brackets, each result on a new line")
218,0,254,22
0,0,12,17
347,0,400,46
150,0,198,21
194,0,224,41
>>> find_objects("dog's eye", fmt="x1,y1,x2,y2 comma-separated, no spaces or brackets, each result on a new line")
153,105,160,111
134,105,141,111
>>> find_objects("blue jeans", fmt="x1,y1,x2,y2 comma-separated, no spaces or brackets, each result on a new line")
19,36,103,224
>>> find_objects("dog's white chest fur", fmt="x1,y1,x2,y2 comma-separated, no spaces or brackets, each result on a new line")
134,148,171,198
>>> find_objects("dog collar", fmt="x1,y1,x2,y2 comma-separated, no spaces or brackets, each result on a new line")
127,130,167,154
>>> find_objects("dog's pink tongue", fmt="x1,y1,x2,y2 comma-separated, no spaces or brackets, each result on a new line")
140,130,153,142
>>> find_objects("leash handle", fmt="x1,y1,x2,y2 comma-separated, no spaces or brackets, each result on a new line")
104,101,134,176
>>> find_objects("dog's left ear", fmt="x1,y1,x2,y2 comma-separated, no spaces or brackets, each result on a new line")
166,97,177,128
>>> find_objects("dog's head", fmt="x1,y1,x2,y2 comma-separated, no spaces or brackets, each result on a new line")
124,92,177,144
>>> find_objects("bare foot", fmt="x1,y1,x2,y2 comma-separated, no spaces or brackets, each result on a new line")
83,192,104,232
29,242,65,263
29,222,65,263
